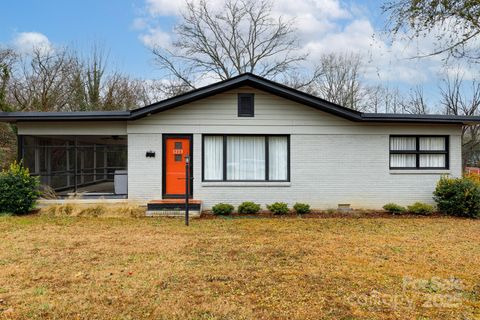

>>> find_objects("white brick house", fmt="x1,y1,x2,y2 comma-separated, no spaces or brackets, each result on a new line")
1,73,477,210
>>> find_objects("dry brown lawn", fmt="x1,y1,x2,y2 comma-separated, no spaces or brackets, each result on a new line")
0,215,479,319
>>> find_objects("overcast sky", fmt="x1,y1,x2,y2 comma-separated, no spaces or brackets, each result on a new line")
1,0,478,109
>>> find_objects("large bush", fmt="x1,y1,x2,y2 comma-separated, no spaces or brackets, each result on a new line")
433,176,480,218
237,201,261,214
212,203,234,216
267,202,289,215
0,161,40,215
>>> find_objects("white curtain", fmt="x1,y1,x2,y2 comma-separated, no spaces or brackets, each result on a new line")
227,136,265,180
390,154,416,168
420,154,446,167
419,137,445,151
269,136,288,180
390,137,416,150
204,136,223,180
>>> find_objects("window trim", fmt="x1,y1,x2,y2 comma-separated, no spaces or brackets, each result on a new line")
237,93,255,117
389,135,449,170
202,134,290,182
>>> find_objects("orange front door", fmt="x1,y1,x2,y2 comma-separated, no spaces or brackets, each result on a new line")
165,137,191,196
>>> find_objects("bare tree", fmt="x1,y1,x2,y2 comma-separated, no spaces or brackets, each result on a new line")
382,87,402,114
383,0,480,61
440,71,480,166
68,46,116,111
152,0,307,90
11,48,74,112
101,75,151,110
304,53,372,111
67,46,156,111
139,77,194,103
399,86,429,114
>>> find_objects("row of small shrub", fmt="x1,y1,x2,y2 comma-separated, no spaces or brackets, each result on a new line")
383,175,480,218
383,202,434,215
211,201,311,216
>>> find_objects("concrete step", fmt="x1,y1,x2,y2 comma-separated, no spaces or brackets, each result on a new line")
146,199,202,217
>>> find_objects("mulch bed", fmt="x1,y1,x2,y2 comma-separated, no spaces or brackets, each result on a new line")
200,210,448,219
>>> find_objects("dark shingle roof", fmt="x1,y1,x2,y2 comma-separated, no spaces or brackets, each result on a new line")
1,73,479,124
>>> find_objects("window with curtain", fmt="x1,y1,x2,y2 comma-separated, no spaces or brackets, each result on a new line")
204,136,224,180
203,135,289,181
389,136,448,169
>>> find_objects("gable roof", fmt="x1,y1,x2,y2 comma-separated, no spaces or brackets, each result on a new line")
1,72,480,124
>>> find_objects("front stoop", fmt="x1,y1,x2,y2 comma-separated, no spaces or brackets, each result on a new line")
146,199,202,217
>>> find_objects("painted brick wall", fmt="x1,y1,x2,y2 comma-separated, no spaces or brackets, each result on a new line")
126,86,463,208
127,133,163,200
191,133,462,209
127,132,461,209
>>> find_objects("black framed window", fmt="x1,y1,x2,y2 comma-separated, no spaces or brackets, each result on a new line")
202,135,290,181
238,93,254,117
389,135,449,169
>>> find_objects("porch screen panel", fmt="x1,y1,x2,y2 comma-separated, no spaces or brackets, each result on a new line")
227,136,265,180
268,136,288,180
204,136,223,180
19,135,127,197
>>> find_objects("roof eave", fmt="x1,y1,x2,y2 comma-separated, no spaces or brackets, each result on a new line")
0,112,131,123
361,113,480,125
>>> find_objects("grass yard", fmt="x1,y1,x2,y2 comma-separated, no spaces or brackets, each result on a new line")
0,215,479,319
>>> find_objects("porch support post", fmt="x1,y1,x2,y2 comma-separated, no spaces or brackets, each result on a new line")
74,137,78,194
185,155,190,226
17,135,23,163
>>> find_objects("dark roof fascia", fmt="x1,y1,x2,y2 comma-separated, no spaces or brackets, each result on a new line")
0,111,130,123
360,113,480,124
129,73,364,121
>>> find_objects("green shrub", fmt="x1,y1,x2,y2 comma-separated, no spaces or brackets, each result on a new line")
407,202,434,215
293,202,311,214
433,176,480,218
382,203,406,214
212,203,234,216
237,201,261,214
267,202,289,215
0,161,40,215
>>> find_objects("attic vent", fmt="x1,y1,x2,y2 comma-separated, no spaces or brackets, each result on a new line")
238,93,254,117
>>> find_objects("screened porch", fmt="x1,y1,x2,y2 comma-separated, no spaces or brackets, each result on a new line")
19,135,127,198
